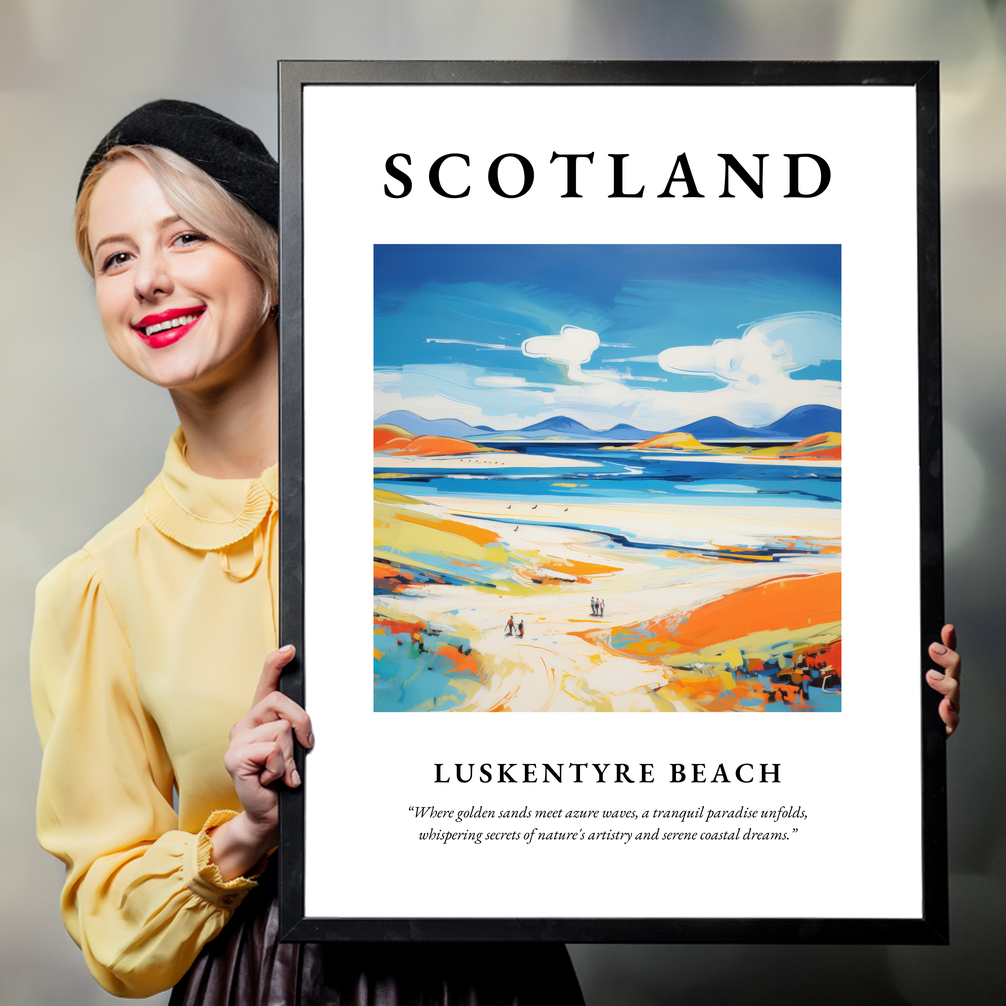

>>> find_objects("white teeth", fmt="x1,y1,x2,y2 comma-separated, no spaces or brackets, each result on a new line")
142,313,199,337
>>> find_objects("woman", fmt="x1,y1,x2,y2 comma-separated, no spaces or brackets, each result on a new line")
31,100,586,1003
33,99,963,1003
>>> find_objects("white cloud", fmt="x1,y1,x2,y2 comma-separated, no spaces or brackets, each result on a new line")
657,312,840,389
376,366,840,432
659,324,791,388
521,325,604,383
378,313,841,432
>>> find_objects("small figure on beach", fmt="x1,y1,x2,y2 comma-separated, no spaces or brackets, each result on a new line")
590,596,597,615
518,620,524,638
506,615,515,636
600,598,605,617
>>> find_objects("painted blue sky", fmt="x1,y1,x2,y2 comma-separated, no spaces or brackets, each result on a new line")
375,244,841,432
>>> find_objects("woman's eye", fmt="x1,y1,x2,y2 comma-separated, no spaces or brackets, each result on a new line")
173,231,208,248
101,251,132,273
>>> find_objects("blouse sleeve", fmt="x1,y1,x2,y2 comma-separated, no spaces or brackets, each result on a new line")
31,549,262,998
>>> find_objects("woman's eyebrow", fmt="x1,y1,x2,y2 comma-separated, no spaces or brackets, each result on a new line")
92,232,133,256
92,216,185,257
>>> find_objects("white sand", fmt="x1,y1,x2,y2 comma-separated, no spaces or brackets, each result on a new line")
376,490,840,712
415,493,840,553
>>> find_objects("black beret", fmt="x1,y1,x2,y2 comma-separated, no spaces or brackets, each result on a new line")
78,99,278,228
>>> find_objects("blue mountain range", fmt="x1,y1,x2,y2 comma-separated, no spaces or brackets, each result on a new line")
375,404,841,443
672,405,842,440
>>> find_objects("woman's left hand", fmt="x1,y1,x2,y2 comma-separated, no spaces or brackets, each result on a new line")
926,624,961,737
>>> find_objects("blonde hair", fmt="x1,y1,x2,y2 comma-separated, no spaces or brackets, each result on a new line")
75,145,278,323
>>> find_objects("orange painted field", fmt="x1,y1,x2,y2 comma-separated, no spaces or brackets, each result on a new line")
669,571,838,649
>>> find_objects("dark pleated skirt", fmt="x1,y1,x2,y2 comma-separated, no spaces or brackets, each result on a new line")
169,869,584,1006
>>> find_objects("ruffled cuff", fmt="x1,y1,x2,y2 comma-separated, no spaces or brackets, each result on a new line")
182,810,269,909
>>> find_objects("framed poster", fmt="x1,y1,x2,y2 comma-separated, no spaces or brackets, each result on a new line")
277,61,946,943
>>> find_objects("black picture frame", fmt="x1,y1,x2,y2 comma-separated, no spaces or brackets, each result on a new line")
277,60,945,945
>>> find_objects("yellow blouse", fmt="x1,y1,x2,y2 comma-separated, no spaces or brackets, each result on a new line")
31,428,279,998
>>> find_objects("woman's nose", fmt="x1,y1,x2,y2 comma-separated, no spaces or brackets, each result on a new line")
133,249,173,302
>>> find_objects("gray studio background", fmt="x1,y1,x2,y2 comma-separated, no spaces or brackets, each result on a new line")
1,2,1001,1003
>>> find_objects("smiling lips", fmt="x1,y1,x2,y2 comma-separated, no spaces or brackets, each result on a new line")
133,306,206,348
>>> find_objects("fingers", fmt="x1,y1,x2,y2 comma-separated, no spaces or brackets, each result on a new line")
924,681,960,737
252,644,297,707
233,689,314,751
225,739,289,788
941,623,957,653
227,720,301,788
926,666,960,738
252,740,288,788
225,645,313,804
928,634,961,682
248,719,298,788
939,696,960,737
926,625,961,738
245,644,314,750
926,667,959,705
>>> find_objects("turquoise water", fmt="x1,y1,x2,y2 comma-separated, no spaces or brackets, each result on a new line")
375,443,840,510
377,442,839,570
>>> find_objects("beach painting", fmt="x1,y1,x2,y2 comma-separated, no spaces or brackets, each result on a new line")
374,245,841,712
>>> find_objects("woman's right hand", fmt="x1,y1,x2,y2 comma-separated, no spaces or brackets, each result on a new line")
209,645,314,881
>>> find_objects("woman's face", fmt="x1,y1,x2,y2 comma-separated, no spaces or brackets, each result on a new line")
87,158,270,393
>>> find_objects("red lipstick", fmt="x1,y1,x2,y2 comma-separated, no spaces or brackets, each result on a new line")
133,306,205,349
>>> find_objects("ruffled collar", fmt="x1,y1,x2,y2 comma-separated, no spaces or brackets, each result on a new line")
143,428,278,551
